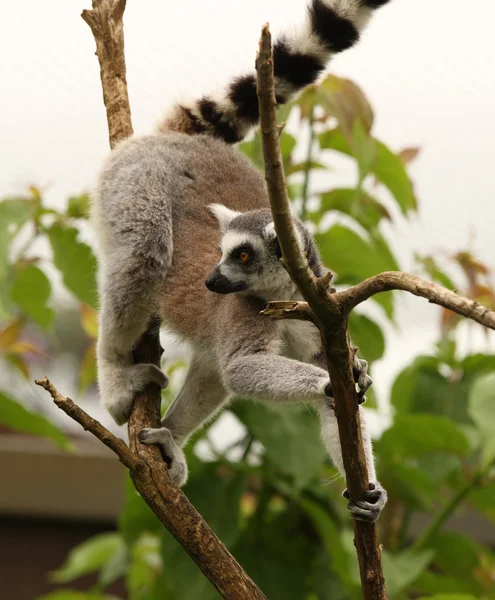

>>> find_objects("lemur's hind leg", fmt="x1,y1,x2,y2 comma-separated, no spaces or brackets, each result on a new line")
97,223,172,425
139,353,229,486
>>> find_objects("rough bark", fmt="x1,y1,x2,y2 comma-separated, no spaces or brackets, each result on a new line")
256,23,495,600
256,24,387,600
81,0,133,147
77,2,268,598
35,378,267,600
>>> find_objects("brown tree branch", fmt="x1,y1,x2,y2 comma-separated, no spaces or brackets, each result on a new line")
256,24,387,600
339,271,495,329
77,2,268,598
82,0,133,147
35,378,267,599
263,268,495,332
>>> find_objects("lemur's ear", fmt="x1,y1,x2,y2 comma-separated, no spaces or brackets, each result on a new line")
264,222,283,259
208,204,242,234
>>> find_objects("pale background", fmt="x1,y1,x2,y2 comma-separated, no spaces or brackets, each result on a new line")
1,0,494,435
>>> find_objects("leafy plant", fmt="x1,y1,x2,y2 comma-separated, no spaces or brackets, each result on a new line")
1,74,494,600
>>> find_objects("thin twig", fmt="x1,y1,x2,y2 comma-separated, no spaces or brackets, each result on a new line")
35,377,136,469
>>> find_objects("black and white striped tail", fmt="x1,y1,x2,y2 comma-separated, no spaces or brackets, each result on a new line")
159,0,391,143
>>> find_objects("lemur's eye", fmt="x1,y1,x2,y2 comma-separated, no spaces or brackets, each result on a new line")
239,251,250,263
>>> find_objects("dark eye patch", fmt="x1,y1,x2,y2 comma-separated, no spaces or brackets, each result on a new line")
231,244,255,264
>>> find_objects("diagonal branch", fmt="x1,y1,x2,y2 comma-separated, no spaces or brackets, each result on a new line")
35,378,267,599
72,2,269,598
339,271,495,328
256,24,388,600
35,377,136,469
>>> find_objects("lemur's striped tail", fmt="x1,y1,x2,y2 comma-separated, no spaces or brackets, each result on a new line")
158,0,390,143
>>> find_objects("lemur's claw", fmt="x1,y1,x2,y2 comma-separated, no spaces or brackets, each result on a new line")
344,482,388,523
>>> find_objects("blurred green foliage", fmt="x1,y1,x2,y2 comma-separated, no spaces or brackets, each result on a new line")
1,75,494,599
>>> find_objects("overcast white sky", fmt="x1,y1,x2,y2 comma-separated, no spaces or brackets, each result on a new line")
1,0,494,431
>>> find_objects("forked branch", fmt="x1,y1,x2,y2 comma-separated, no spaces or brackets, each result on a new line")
35,378,267,599
36,2,269,599
256,23,387,600
256,22,495,600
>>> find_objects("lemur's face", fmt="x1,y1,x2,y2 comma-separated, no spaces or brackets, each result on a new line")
206,205,292,297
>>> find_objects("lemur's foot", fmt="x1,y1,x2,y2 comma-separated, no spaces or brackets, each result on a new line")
343,482,387,523
100,361,168,425
353,356,372,403
138,427,188,487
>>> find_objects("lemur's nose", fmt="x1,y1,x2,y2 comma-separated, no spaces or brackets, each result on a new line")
205,273,229,292
205,276,218,291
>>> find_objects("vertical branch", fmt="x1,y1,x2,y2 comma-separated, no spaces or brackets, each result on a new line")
82,0,133,146
256,24,388,600
81,2,268,597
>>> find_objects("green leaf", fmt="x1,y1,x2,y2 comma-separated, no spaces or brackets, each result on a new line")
10,263,53,328
427,532,481,581
0,198,35,284
47,224,97,307
232,511,313,600
0,197,34,230
317,74,374,134
373,139,417,213
380,461,438,511
468,373,495,467
127,533,163,598
238,135,264,171
416,255,456,290
98,542,128,588
50,533,125,583
348,313,385,363
79,343,97,394
315,188,391,230
319,130,416,214
67,194,90,219
0,391,70,450
317,224,397,280
184,463,246,546
161,530,220,600
119,474,162,546
416,595,480,600
233,402,323,489
382,549,434,597
301,497,359,589
414,571,482,597
316,224,397,318
469,482,495,522
280,133,297,160
36,592,119,600
351,120,377,183
376,414,470,460
392,354,495,426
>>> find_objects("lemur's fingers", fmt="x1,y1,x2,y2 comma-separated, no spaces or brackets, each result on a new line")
353,357,372,402
344,482,388,523
139,427,188,486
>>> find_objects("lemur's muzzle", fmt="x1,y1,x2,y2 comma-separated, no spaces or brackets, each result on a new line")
205,268,248,294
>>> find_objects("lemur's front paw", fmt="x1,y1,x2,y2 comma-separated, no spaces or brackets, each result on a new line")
343,482,388,523
353,357,372,403
100,361,168,426
138,427,188,487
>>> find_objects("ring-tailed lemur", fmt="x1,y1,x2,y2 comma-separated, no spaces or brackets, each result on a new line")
92,0,391,523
